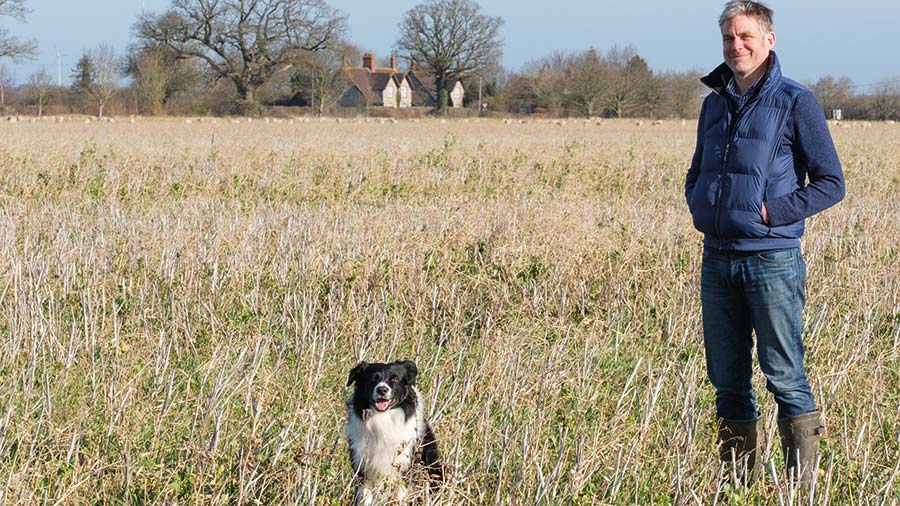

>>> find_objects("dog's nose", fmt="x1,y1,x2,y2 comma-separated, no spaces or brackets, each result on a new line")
376,385,389,396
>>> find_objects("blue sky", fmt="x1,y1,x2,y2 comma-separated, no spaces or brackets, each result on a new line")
2,0,897,91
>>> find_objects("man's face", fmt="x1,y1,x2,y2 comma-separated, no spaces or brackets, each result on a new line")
721,14,775,79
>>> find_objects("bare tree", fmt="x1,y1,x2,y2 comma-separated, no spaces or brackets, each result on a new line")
82,44,121,118
25,67,52,116
566,48,611,118
501,72,538,114
605,45,655,118
396,0,503,112
125,43,201,115
135,0,347,109
658,69,703,119
0,0,36,61
291,44,354,116
809,75,854,119
132,46,177,115
871,77,900,121
637,67,663,118
522,51,569,115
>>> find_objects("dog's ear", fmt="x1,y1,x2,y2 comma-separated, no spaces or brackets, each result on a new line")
347,361,367,387
401,360,418,385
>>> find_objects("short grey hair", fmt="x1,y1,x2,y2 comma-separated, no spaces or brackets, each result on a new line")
719,1,774,34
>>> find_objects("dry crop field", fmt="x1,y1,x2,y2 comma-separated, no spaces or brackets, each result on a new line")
0,117,897,505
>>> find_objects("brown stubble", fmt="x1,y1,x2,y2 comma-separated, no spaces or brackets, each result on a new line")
0,117,897,504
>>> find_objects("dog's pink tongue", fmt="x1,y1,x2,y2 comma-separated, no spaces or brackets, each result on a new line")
375,400,391,411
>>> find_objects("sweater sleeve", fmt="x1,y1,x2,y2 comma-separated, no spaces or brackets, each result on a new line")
765,91,846,227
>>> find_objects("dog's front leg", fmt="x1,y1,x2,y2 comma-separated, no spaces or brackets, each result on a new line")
355,485,375,506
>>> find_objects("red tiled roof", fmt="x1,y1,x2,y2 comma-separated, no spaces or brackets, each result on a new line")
369,73,392,92
343,66,405,105
344,68,376,103
406,71,436,103
404,70,464,106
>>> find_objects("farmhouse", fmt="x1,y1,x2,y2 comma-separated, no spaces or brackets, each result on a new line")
339,53,412,109
405,60,465,109
339,54,465,110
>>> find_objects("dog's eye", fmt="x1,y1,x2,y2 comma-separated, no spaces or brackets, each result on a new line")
390,375,399,383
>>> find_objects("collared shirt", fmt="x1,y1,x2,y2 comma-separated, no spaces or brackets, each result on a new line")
726,75,763,112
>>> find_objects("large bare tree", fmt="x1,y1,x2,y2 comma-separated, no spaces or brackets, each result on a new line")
0,0,35,61
396,0,502,112
135,0,346,108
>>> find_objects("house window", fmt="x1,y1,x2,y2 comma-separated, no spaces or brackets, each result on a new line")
453,87,461,98
386,88,394,98
401,86,408,98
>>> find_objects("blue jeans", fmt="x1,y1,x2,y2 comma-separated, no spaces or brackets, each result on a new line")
701,247,815,420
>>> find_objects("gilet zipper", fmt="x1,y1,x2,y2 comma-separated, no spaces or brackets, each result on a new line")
713,76,768,238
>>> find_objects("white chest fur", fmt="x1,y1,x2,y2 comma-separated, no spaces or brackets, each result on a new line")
353,408,416,478
345,387,428,483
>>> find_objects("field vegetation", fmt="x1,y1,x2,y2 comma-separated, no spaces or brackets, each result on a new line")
0,118,897,504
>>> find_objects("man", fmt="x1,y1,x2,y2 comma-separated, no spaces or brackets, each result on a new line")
685,1,845,484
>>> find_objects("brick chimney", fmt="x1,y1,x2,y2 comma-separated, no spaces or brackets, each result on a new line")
362,52,375,71
410,58,417,72
390,55,397,70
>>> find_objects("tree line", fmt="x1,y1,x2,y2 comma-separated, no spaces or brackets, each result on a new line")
1,0,899,120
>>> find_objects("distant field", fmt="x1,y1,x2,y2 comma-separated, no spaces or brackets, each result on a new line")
0,118,897,504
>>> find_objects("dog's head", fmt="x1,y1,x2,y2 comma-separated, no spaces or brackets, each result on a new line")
347,360,418,416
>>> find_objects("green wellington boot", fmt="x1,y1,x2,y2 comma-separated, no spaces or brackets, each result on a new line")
717,416,762,485
777,410,825,483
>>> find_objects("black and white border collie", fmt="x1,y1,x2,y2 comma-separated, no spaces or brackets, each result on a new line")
345,360,442,504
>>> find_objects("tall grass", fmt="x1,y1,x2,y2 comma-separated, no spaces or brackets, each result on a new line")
0,118,897,504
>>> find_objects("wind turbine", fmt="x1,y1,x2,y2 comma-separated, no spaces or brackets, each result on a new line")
55,45,67,87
